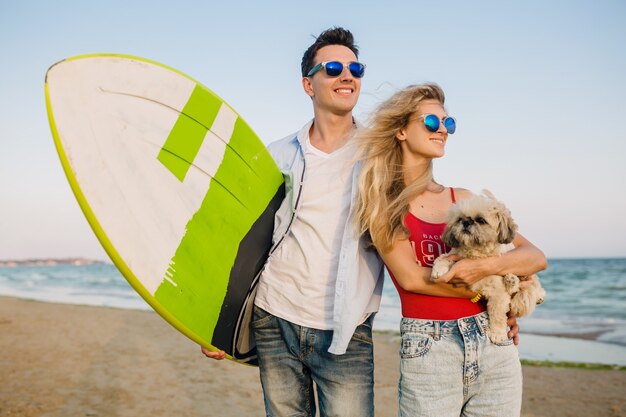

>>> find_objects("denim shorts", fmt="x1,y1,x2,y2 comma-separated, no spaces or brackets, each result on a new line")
399,311,522,417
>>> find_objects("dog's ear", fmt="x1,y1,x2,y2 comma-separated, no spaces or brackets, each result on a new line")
495,204,518,244
481,189,496,200
442,224,460,248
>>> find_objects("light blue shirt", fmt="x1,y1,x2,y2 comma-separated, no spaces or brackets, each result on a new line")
261,120,384,355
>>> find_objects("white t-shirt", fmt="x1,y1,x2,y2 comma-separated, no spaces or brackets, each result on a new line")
254,134,355,329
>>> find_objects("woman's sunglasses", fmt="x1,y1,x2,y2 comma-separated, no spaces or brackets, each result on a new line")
307,61,366,78
419,114,457,134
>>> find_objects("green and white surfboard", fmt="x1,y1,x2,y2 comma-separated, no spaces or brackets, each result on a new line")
45,54,285,365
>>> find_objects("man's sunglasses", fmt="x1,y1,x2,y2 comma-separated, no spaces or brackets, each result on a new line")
307,61,366,78
419,114,457,134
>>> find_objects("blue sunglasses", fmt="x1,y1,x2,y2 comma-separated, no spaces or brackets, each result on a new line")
419,114,457,134
307,61,366,78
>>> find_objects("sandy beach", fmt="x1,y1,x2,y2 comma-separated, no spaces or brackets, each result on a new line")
1,296,624,417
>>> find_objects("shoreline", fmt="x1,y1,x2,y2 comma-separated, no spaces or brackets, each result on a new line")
2,296,625,417
3,292,625,366
0,258,105,267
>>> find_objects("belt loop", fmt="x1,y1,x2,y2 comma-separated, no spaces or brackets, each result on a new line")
433,321,441,341
476,314,486,337
456,317,464,334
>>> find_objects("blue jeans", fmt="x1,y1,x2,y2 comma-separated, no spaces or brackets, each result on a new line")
399,311,522,417
251,306,374,417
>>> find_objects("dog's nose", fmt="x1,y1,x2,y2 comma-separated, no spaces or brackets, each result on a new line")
462,219,474,228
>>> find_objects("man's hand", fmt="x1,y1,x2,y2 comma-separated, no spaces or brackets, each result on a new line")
201,346,226,360
507,315,520,346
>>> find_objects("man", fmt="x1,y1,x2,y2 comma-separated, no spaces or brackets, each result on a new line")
248,27,384,417
203,27,525,417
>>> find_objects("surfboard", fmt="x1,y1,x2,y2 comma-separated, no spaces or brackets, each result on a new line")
45,54,285,365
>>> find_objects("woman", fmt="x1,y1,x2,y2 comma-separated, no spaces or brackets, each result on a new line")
354,83,547,416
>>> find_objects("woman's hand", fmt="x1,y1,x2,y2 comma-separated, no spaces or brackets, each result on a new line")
507,315,520,345
437,255,494,287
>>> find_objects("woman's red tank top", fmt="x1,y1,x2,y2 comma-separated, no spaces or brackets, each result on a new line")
387,188,486,319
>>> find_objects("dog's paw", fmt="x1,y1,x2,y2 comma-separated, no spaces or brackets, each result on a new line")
430,268,442,282
503,273,520,294
430,260,449,282
536,287,546,305
487,328,509,344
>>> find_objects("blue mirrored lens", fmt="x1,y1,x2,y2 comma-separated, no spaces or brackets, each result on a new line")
444,117,456,134
348,62,365,78
423,114,440,132
325,61,344,76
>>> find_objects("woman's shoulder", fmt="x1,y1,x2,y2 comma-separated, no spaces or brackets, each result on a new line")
450,187,474,202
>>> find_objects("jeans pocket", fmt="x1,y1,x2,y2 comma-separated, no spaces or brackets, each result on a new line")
400,333,433,359
492,337,514,347
352,320,373,345
250,306,275,329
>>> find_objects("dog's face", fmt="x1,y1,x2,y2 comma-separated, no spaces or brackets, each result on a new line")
442,194,518,250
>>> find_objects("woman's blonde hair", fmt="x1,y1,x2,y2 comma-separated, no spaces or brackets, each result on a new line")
354,83,446,253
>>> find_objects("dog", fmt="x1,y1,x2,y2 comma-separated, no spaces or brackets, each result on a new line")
430,191,545,343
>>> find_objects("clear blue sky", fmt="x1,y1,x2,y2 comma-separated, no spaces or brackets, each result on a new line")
1,1,625,260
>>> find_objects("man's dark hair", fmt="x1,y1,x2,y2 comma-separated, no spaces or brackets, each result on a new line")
301,27,359,77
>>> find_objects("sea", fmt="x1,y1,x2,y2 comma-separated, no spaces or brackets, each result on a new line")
1,258,626,366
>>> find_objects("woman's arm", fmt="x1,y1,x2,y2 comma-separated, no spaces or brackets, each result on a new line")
381,239,475,298
437,233,548,287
